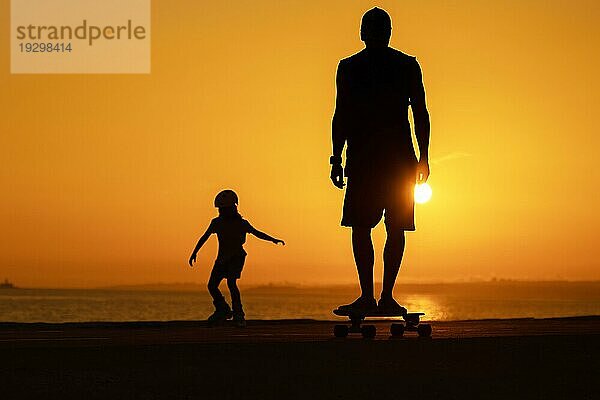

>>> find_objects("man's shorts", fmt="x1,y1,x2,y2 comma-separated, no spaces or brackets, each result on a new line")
210,253,247,280
341,167,416,230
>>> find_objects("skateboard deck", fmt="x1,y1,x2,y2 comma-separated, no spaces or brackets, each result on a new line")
333,308,424,319
332,308,431,338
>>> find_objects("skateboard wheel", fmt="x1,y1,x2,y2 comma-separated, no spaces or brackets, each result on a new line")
361,325,376,339
334,324,349,338
390,323,405,337
417,323,432,337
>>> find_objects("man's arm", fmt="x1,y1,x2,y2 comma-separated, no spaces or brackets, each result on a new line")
330,61,347,189
410,58,431,183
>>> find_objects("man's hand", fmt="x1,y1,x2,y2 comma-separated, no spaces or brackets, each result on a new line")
188,253,197,267
416,158,430,183
330,163,345,189
273,239,285,246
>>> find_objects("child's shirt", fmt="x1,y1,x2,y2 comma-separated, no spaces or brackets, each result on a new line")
208,216,253,263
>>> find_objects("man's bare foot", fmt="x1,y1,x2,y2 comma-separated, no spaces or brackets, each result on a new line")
377,297,407,315
335,296,377,314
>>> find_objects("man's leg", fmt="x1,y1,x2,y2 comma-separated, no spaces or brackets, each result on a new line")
352,226,375,299
337,175,380,313
381,226,406,301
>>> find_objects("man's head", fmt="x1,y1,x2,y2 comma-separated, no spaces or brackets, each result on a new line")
360,7,392,47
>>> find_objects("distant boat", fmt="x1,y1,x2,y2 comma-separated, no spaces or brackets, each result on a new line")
0,279,16,289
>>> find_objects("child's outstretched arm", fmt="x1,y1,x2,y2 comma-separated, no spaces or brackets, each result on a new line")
188,223,214,267
248,224,285,245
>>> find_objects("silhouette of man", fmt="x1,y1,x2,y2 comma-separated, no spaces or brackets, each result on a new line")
330,8,430,314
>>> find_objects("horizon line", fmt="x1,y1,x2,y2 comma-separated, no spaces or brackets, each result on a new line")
5,278,600,291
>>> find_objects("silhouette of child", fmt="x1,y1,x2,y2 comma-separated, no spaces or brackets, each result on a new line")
188,190,285,327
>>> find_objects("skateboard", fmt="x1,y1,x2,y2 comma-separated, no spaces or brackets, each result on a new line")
333,308,432,339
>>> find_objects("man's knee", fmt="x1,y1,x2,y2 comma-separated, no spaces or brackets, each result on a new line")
384,227,406,254
385,223,406,238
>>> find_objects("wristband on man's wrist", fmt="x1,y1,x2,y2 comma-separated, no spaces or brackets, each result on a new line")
329,155,342,165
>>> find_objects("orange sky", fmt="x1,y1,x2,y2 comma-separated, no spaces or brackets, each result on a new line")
1,0,599,287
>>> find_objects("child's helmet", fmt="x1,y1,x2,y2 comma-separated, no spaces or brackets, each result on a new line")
214,190,239,208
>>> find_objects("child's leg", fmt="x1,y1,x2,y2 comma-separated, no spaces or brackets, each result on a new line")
207,270,228,308
206,269,232,323
226,278,243,314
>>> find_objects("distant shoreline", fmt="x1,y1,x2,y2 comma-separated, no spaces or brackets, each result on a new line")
2,279,596,291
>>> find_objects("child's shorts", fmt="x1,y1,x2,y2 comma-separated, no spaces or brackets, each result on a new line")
210,253,247,280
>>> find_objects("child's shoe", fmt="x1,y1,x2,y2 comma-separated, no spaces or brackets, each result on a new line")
233,312,246,328
208,301,233,325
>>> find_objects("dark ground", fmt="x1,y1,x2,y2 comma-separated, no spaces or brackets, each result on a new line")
1,317,598,399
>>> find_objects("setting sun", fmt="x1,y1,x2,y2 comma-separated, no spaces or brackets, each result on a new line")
415,183,432,204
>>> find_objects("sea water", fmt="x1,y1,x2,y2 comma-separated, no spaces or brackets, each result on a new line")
0,282,599,323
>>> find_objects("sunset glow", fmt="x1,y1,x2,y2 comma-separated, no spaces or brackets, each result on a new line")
1,1,599,287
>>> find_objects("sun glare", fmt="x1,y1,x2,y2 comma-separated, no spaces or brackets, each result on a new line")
415,183,432,204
